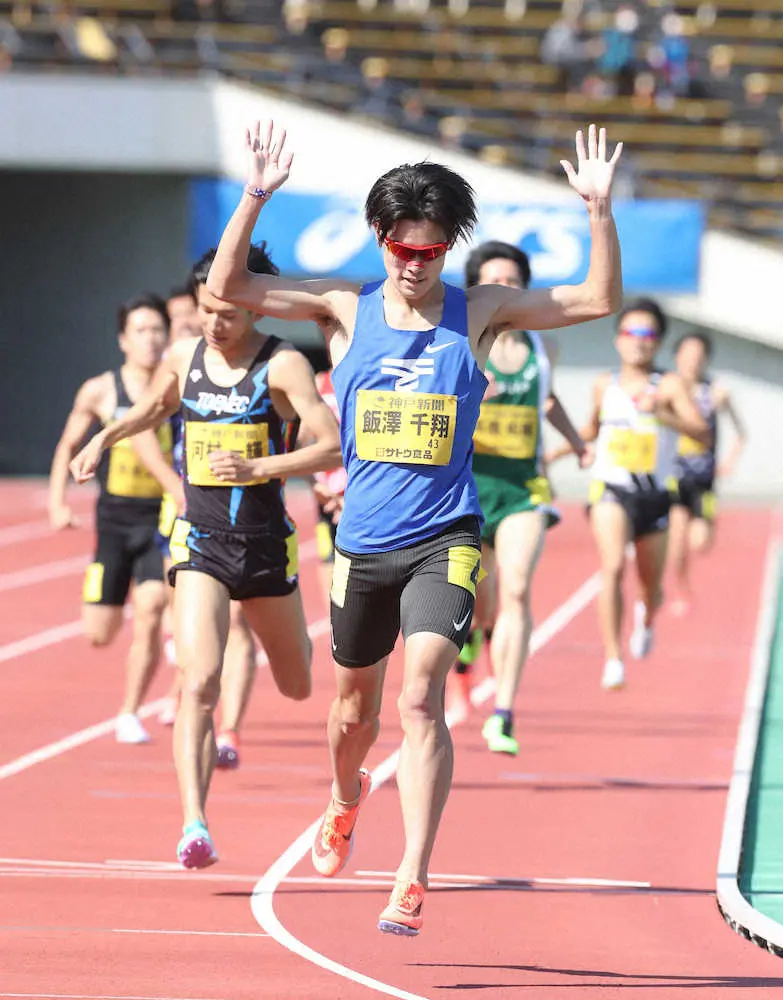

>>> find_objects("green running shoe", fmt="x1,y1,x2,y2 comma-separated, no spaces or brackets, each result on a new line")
457,628,483,667
481,714,519,756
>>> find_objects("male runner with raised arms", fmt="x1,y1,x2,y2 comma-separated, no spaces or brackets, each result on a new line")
452,240,590,753
71,243,341,868
49,294,171,745
204,119,623,934
668,331,746,615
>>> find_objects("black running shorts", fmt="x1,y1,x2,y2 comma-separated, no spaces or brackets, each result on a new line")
673,476,717,523
589,482,672,540
168,518,298,601
329,516,481,668
83,519,164,607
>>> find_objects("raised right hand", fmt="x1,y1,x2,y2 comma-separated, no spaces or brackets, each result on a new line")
245,119,294,194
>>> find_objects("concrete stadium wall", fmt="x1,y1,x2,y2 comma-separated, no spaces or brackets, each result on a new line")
0,170,190,474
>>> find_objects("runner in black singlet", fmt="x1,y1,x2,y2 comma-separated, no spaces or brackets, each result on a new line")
70,244,341,869
48,294,172,745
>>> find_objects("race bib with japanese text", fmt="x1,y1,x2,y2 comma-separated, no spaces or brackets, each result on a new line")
355,390,457,466
185,422,269,486
473,403,538,459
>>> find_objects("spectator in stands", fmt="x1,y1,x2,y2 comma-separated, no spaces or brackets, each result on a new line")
648,13,691,100
394,89,440,140
351,56,398,126
596,4,638,97
540,7,588,94
319,27,362,88
438,115,468,152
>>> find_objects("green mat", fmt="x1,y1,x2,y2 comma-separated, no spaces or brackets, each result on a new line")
740,571,783,923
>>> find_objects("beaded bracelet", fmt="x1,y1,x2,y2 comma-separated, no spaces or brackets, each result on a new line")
244,185,272,201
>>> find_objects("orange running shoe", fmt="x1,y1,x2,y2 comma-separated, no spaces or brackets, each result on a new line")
378,880,426,936
311,769,371,877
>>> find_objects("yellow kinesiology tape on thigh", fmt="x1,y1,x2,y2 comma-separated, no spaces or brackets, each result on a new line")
330,551,351,608
82,562,105,603
447,545,481,598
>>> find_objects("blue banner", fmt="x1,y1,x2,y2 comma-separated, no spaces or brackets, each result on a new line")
190,179,704,293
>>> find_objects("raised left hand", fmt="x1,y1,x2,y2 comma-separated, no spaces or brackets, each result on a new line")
208,450,261,484
560,124,623,203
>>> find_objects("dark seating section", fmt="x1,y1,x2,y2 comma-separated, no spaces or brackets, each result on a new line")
1,0,780,241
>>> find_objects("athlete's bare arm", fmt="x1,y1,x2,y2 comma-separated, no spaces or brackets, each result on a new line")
48,372,113,529
132,429,185,508
205,120,359,363
208,345,342,484
541,339,591,466
546,374,608,464
469,126,623,356
656,373,711,443
70,348,185,485
714,384,747,478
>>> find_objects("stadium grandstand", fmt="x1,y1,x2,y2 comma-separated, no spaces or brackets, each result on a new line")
1,0,781,241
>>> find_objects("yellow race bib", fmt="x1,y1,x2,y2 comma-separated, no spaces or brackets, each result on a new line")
355,390,457,466
607,428,657,474
678,434,707,457
185,422,269,487
106,438,165,499
473,403,538,459
105,420,172,499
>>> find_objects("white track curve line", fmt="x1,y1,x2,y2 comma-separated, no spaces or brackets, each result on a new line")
251,570,600,1000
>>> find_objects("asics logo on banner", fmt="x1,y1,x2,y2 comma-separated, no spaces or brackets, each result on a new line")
381,357,435,391
197,391,250,415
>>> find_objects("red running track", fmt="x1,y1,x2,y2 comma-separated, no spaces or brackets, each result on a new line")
0,480,781,999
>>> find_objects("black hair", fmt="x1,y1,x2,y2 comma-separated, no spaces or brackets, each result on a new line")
188,242,280,298
365,162,477,246
464,240,531,289
617,297,668,339
117,293,170,333
674,330,713,360
167,283,195,303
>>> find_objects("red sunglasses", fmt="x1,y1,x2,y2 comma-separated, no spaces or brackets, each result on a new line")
384,238,449,262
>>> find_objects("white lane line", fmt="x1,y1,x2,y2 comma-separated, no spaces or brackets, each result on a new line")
716,538,783,955
250,570,601,1000
0,994,228,1000
0,924,267,939
0,620,85,665
112,928,268,938
0,555,88,593
0,617,329,782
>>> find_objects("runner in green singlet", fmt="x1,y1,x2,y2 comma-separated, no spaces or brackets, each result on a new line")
450,242,590,754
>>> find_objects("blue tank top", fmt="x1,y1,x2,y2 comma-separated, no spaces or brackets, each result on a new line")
332,280,487,553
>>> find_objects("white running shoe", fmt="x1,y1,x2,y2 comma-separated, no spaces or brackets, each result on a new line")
601,658,626,690
116,713,151,744
629,600,654,660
